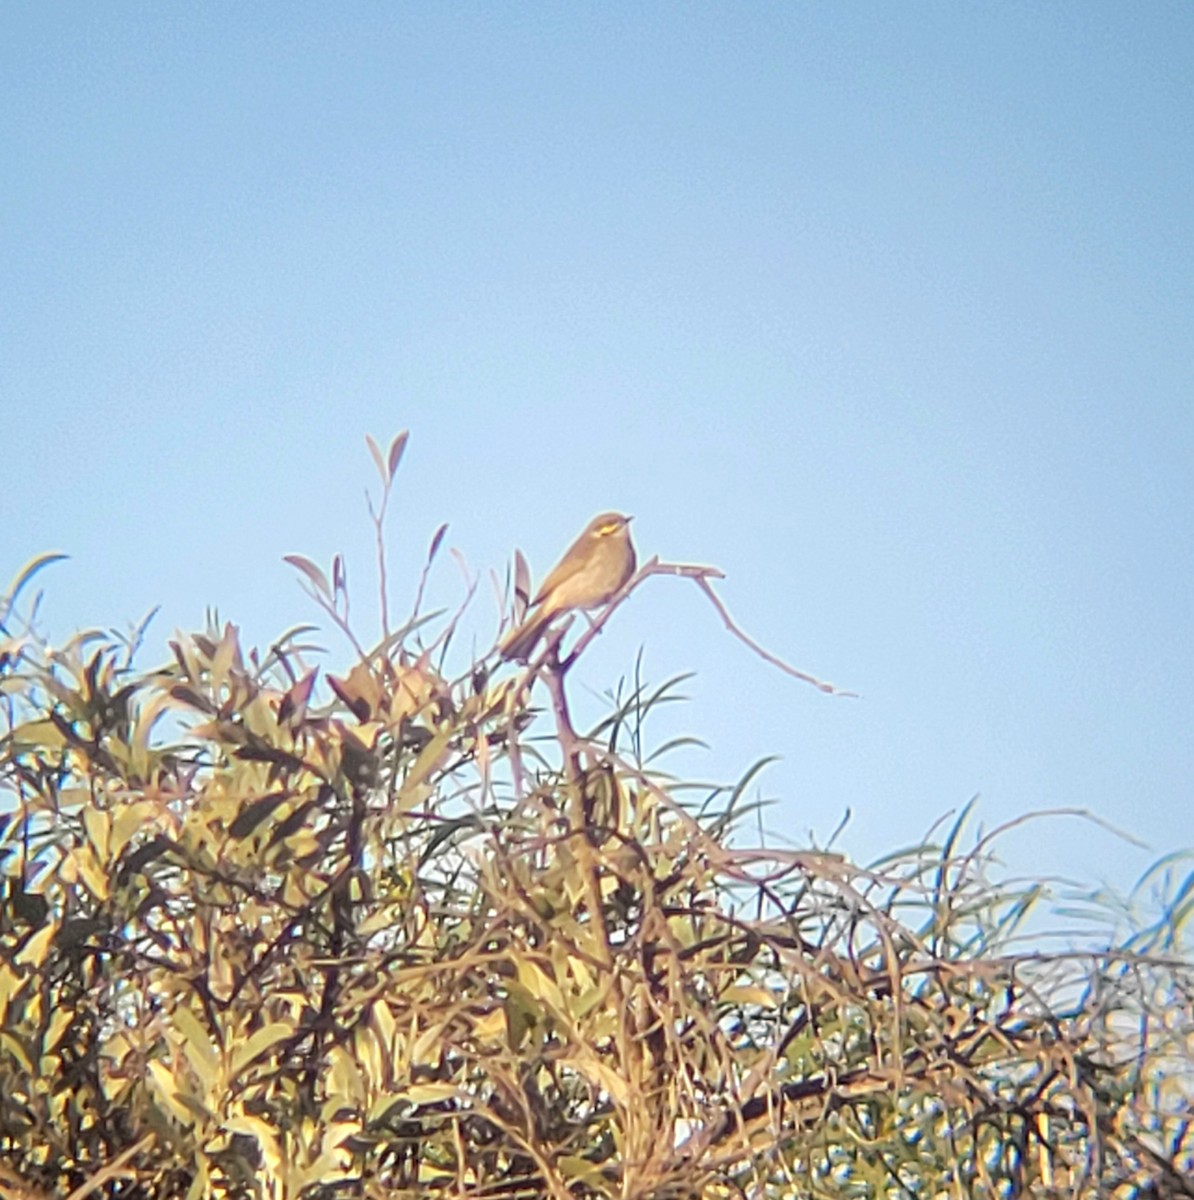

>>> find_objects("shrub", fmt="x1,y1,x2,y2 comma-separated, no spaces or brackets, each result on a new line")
1,437,1190,1198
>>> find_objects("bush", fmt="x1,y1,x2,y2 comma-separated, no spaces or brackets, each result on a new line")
1,438,1191,1198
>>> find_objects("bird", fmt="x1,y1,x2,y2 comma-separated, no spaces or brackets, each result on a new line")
499,512,636,661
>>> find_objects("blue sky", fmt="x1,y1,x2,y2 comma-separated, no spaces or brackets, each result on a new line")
4,5,1192,903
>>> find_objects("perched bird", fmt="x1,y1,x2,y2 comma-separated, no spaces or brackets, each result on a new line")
499,512,636,661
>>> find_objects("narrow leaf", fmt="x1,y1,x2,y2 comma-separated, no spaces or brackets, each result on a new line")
402,1082,458,1106
118,836,173,882
283,554,331,598
230,1022,293,1078
3,552,68,613
365,433,387,482
229,792,290,839
266,799,317,848
233,744,304,769
276,669,317,726
170,684,214,713
328,673,372,722
513,549,531,616
427,522,448,563
4,554,68,609
172,1005,219,1076
387,429,410,478
16,921,58,968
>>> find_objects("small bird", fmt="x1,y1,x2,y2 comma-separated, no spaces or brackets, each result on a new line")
499,512,636,661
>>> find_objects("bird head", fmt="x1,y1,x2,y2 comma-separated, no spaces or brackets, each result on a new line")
586,512,633,541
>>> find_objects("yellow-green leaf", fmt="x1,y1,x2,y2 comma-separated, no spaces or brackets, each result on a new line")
171,1005,220,1086
112,800,155,856
83,806,111,858
401,1082,458,1106
15,920,59,968
720,985,779,1010
148,1059,199,1128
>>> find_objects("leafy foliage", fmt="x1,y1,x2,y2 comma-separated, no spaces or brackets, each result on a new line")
1,448,1191,1198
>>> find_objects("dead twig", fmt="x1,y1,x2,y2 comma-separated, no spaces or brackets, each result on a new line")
64,1135,155,1200
552,554,857,697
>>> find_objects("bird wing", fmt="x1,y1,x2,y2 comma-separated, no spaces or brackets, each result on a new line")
529,527,591,607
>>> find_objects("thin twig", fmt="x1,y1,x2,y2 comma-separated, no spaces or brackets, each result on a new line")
542,658,583,783
690,570,857,697
550,554,857,697
368,487,391,643
412,522,449,623
293,581,370,662
64,1135,155,1200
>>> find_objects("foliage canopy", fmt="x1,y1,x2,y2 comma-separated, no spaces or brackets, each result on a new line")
1,439,1191,1198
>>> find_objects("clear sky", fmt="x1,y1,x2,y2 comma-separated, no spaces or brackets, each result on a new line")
4,5,1192,904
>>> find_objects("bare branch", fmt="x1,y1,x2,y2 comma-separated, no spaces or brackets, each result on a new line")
690,568,858,696
509,553,859,697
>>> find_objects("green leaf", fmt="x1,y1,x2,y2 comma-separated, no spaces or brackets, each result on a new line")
171,1005,220,1087
229,1021,293,1079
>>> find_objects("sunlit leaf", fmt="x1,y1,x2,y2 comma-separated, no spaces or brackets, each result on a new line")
3,716,68,750
172,1006,220,1090
14,921,58,968
83,805,111,858
402,1082,457,1105
147,1059,200,1128
230,1022,293,1079
2,551,68,617
720,985,779,1010
276,670,317,727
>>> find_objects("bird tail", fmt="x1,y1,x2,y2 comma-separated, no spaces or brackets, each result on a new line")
498,608,553,662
